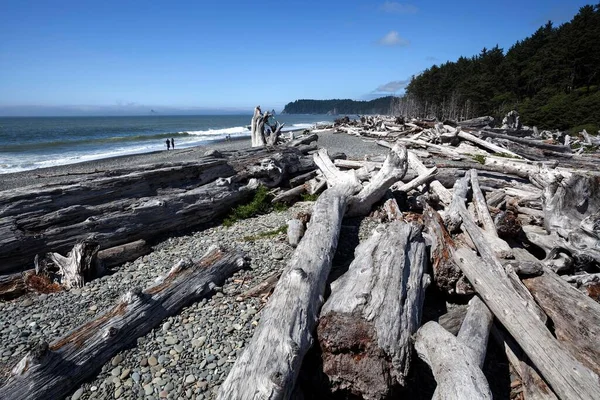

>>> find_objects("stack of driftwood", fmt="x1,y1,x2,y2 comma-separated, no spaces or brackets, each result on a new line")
1,112,600,400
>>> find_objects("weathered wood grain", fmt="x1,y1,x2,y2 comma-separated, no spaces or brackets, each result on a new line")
0,246,246,400
317,221,428,398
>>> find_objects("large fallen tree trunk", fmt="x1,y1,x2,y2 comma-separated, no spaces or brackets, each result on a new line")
218,147,408,399
317,221,428,398
217,157,363,399
0,246,246,400
523,268,600,375
0,148,308,274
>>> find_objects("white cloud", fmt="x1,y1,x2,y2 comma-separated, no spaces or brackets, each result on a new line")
379,2,418,14
378,31,410,46
375,80,410,93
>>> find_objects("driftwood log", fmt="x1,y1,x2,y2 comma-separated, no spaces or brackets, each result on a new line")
446,215,600,399
415,321,492,400
0,240,152,299
317,221,428,398
218,146,408,398
217,160,363,398
0,246,246,400
0,148,309,275
523,268,600,375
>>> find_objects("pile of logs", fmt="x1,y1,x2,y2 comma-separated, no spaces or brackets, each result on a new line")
217,112,600,399
1,111,600,399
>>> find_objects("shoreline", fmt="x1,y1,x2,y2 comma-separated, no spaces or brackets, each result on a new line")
0,130,388,191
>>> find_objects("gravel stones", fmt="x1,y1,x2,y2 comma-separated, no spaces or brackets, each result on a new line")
0,198,378,399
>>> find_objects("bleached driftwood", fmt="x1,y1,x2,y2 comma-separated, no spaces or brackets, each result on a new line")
0,246,246,400
444,174,470,233
523,268,600,375
469,170,513,258
450,228,600,399
456,129,523,159
251,106,283,147
415,321,492,400
317,221,429,398
347,144,408,216
95,239,151,269
423,296,493,400
286,219,305,247
35,239,100,289
470,170,496,233
480,130,572,153
217,153,362,399
0,240,151,299
542,173,600,264
456,296,493,367
407,151,452,205
238,272,281,301
393,166,437,193
0,148,310,274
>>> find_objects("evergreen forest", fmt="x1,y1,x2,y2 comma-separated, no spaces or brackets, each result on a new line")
403,4,600,131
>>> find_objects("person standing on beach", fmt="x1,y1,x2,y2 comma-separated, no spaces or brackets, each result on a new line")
166,139,171,150
171,138,175,149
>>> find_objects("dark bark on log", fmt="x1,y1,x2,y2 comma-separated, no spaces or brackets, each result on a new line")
0,272,27,299
317,221,428,398
423,206,462,295
289,170,318,187
0,246,246,400
523,269,600,375
457,116,494,128
287,134,318,148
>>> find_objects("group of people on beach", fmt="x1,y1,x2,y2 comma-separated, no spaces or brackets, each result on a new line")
165,138,175,150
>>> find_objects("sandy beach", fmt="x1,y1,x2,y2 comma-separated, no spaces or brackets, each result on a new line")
0,131,387,191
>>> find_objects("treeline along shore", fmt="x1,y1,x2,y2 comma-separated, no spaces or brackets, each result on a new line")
284,4,600,133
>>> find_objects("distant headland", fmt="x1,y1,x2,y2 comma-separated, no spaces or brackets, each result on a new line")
281,96,395,115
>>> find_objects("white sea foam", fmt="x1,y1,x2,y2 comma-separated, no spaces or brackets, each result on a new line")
184,126,249,136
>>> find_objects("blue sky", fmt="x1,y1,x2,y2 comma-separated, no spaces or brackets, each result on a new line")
0,0,592,115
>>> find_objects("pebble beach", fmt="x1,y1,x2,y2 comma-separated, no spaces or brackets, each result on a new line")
0,131,389,399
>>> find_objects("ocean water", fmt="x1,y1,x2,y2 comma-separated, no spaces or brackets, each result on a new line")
0,114,335,174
